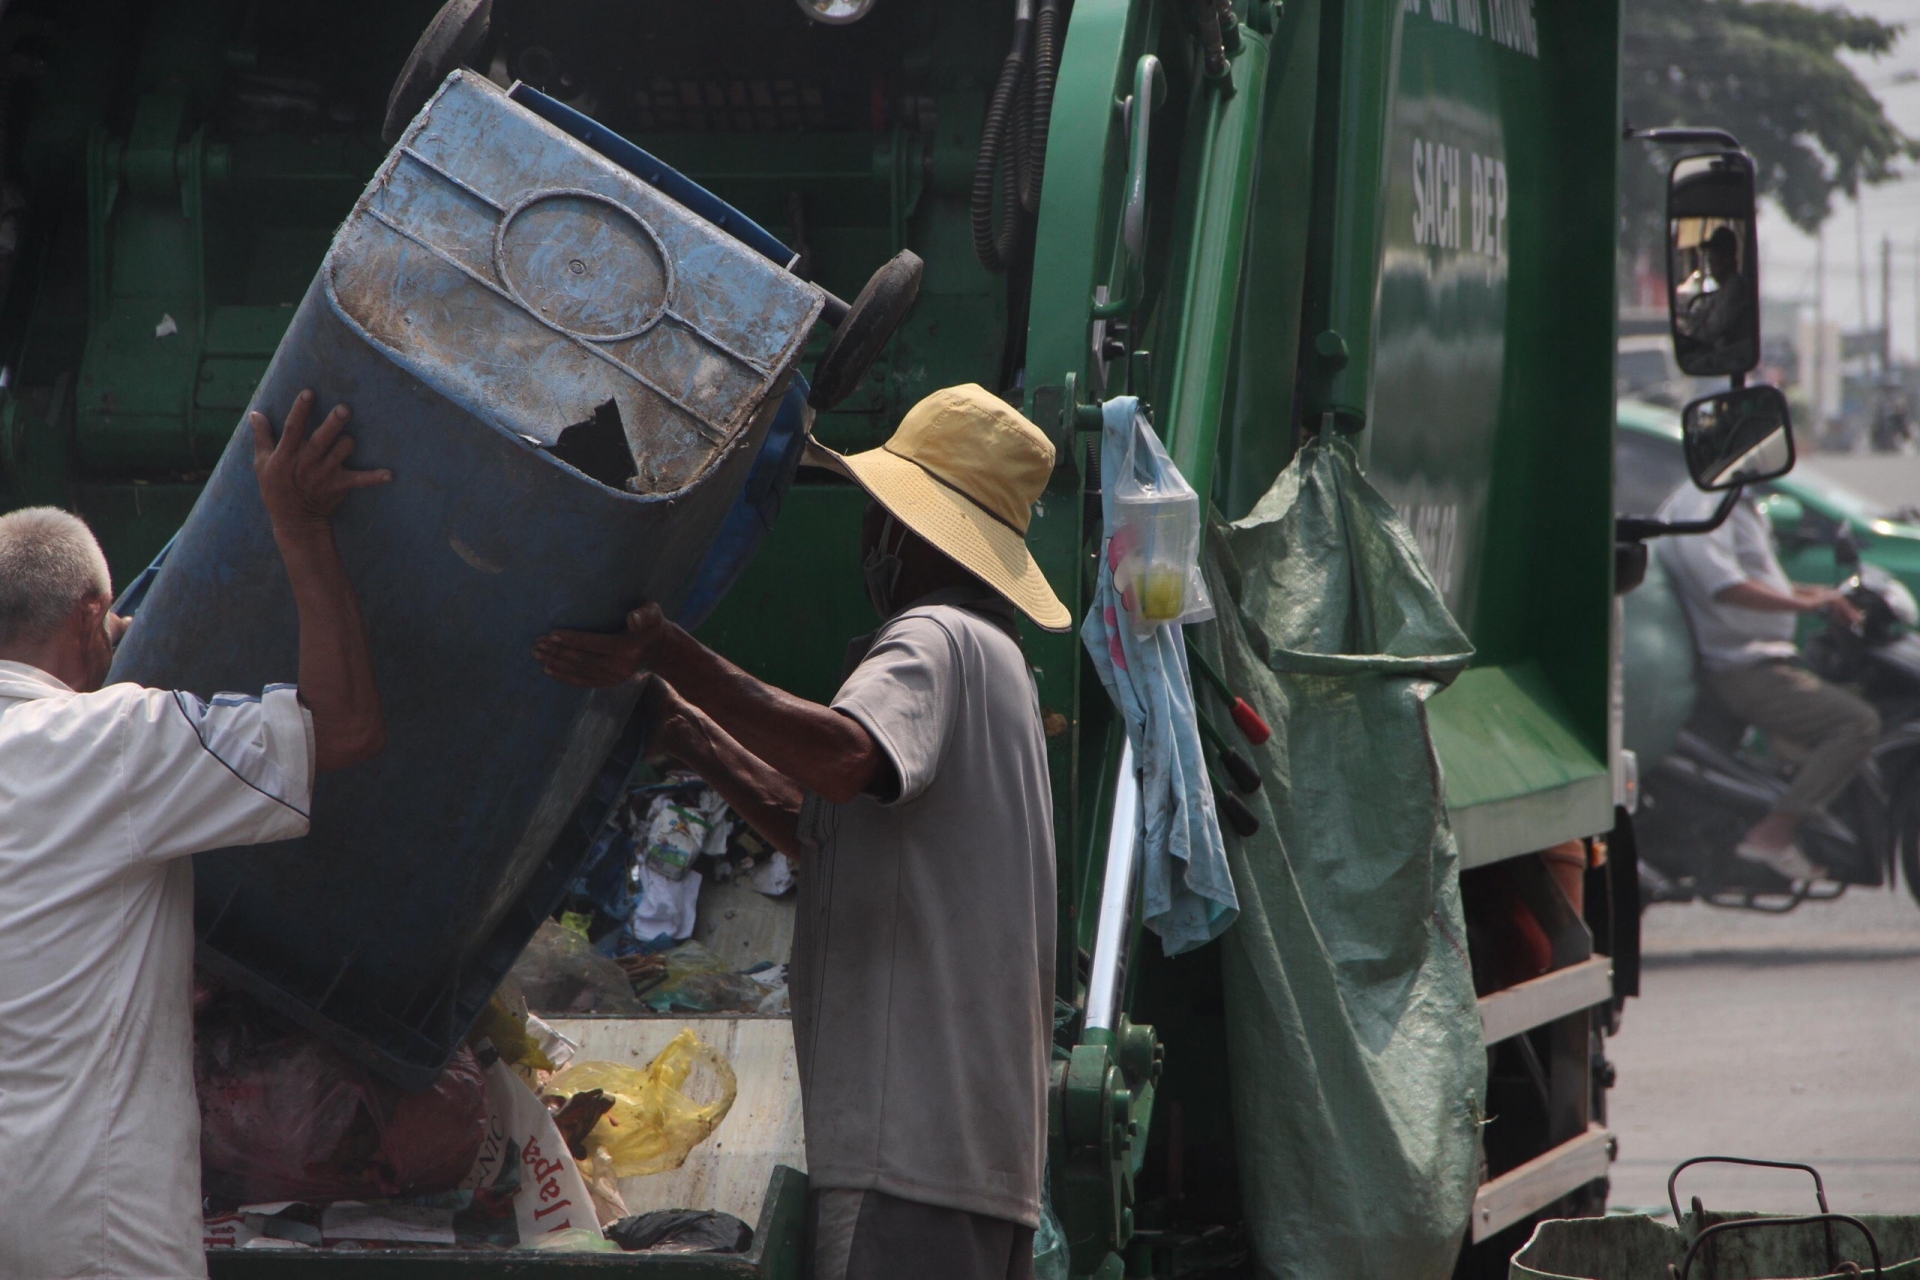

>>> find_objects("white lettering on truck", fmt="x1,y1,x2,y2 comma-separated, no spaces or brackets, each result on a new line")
1396,502,1462,596
1412,139,1459,249
1414,138,1505,261
1401,0,1538,58
1469,150,1508,258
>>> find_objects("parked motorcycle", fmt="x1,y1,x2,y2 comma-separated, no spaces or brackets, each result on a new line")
1635,534,1920,912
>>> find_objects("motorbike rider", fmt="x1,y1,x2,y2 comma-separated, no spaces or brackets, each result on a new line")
1655,481,1878,882
1677,226,1750,353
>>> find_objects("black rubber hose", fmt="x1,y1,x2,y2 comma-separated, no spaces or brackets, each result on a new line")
1012,44,1033,209
994,222,1034,393
992,89,1028,271
1021,0,1062,215
971,13,1033,273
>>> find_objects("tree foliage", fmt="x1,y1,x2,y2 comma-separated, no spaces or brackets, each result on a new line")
1621,0,1918,258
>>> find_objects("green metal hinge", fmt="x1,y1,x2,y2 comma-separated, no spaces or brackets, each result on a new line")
1050,1015,1162,1276
1060,372,1108,436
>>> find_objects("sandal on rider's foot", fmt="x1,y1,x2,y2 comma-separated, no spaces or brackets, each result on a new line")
1735,840,1825,882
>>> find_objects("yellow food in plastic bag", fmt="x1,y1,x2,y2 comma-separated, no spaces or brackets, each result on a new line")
544,1029,737,1178
1139,566,1187,621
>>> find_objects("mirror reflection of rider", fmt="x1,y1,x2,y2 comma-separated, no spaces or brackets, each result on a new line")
1679,226,1750,350
1655,482,1877,882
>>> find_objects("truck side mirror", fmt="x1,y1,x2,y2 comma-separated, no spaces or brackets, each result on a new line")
1682,384,1794,490
1666,151,1760,377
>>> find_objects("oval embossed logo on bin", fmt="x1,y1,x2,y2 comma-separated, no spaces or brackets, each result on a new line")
495,189,671,341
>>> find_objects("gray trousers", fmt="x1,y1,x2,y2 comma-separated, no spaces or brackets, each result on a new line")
1705,659,1880,817
809,1189,1034,1280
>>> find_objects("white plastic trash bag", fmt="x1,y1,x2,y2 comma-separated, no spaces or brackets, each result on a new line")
462,1058,601,1246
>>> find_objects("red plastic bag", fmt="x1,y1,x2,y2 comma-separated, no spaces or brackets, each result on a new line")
195,990,487,1204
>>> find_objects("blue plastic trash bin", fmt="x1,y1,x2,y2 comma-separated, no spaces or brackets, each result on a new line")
109,70,822,1086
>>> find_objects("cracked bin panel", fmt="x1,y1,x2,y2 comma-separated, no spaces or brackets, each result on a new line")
339,71,821,494
108,71,819,1089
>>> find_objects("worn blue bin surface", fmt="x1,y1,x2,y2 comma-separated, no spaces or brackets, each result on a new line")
109,71,821,1086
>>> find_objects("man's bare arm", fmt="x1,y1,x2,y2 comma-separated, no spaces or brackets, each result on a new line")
252,391,392,773
536,605,886,803
647,678,806,857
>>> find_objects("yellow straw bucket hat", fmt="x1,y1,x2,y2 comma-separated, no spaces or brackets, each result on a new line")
802,384,1072,632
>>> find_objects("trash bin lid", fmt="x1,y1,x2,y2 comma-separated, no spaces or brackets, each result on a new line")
336,69,822,495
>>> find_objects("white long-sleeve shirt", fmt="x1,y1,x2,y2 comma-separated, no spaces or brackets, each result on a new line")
1654,485,1801,673
0,662,313,1279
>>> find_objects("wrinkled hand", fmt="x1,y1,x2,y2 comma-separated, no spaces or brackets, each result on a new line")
251,390,392,534
535,601,676,688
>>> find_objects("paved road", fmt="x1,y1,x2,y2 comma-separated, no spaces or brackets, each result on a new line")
1595,450,1920,1221
1605,884,1920,1217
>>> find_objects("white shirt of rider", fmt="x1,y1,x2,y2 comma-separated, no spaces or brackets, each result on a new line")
1654,485,1800,673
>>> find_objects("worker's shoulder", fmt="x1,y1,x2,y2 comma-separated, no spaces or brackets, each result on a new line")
0,679,179,741
886,598,1022,661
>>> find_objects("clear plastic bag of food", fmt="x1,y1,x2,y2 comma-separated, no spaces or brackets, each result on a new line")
511,919,643,1015
1107,410,1212,634
543,1029,737,1178
635,940,769,1014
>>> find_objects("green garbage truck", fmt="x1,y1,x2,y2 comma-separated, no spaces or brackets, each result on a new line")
0,0,1698,1273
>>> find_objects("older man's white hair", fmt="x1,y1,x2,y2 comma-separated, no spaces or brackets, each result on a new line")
0,507,112,647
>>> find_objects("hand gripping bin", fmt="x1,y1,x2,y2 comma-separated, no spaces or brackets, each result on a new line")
109,71,827,1087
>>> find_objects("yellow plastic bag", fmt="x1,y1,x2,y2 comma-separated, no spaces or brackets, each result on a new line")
469,980,555,1073
545,1029,736,1178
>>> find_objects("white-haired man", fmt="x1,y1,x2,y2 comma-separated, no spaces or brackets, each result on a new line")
0,391,389,1279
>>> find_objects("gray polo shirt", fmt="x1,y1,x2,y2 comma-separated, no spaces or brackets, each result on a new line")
791,585,1055,1228
1654,484,1799,672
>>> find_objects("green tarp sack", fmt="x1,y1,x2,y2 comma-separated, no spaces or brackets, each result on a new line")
1189,436,1485,1280
1513,1212,1920,1278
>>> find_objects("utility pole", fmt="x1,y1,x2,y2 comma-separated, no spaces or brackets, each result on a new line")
1856,198,1870,340
1882,234,1892,374
1815,226,1826,431
1855,198,1873,437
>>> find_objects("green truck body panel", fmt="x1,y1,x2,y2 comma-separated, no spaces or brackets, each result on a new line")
1433,664,1612,870
0,0,1631,1269
1361,2,1621,865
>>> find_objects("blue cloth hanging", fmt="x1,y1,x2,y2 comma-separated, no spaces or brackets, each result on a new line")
1080,397,1237,955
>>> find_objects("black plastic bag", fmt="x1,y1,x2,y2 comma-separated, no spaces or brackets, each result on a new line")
608,1209,753,1253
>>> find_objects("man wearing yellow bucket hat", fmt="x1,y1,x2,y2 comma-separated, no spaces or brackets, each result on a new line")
536,384,1068,1280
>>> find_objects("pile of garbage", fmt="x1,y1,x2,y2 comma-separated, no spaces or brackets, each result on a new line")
197,983,745,1255
520,772,794,1016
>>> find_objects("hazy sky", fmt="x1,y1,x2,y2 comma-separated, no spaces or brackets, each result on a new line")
1755,0,1920,361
